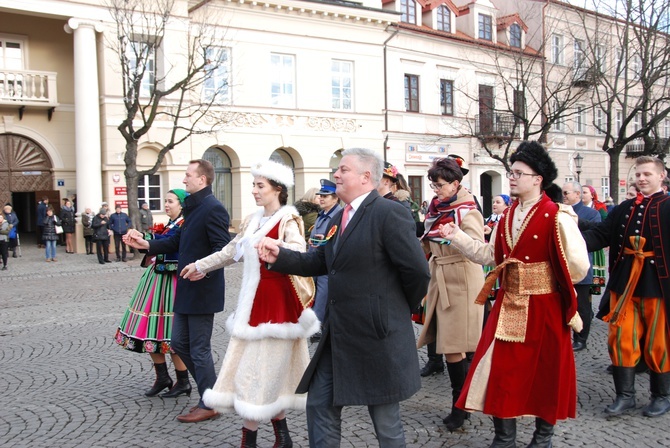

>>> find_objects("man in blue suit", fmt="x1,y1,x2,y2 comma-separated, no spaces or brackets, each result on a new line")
258,148,430,447
125,159,230,423
563,181,601,351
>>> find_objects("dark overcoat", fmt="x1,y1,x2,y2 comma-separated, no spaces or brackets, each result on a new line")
149,186,230,314
582,192,670,321
272,190,430,406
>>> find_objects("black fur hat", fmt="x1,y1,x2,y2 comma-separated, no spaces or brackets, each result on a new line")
510,141,557,190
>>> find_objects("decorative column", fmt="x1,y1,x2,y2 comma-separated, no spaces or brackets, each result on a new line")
65,18,104,215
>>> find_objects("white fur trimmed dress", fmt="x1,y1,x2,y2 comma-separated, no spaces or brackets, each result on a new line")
199,206,320,421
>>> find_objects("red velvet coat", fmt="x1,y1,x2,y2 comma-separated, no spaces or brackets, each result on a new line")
456,194,579,425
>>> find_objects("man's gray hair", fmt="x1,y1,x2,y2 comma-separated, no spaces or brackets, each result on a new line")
341,148,383,187
564,180,582,198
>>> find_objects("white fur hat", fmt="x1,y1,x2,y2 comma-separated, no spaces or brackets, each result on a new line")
250,159,294,188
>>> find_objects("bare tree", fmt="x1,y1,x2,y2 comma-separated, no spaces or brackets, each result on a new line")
105,0,230,228
438,5,592,172
577,0,670,201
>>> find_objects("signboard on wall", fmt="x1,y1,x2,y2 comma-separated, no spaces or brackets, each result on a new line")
114,187,127,195
114,200,128,209
405,143,449,163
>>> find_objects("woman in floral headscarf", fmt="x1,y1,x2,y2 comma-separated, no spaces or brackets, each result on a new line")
417,157,485,432
581,184,607,295
115,189,191,399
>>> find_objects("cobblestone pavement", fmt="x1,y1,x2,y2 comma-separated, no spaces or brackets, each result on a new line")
1,240,669,447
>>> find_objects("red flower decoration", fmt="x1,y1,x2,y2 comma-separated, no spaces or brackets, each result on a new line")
150,223,166,234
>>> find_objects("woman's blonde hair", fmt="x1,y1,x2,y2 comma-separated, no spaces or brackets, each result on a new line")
301,188,319,203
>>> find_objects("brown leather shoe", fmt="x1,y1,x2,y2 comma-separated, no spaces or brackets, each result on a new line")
176,407,219,423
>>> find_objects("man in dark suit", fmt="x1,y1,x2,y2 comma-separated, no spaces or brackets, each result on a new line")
125,159,230,423
562,181,601,351
258,148,430,447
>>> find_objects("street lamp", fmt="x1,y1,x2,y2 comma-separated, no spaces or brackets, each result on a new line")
574,152,584,183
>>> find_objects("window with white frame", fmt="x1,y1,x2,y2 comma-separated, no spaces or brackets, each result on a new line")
601,177,610,199
616,109,622,134
596,44,606,74
565,176,575,183
664,118,670,138
574,39,586,78
551,34,564,65
631,55,642,80
436,6,451,32
331,60,353,111
0,36,26,99
479,14,492,41
0,37,24,69
440,79,453,115
510,24,522,48
270,53,295,108
203,46,230,104
126,40,156,98
615,47,625,77
595,108,605,135
138,174,162,211
400,0,416,24
576,105,586,133
552,101,564,132
633,114,640,134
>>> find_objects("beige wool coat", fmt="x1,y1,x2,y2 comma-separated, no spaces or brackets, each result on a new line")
417,188,485,354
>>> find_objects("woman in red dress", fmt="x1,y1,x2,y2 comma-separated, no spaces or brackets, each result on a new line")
181,160,319,448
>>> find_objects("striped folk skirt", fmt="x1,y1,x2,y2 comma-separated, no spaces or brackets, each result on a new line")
115,265,177,354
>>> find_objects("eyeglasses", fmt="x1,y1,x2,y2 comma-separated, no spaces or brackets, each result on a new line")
505,171,538,179
562,190,576,196
430,182,447,190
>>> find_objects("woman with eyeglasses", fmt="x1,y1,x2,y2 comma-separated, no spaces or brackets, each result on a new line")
180,160,319,448
417,157,485,432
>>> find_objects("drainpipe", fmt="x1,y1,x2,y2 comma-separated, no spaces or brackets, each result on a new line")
383,26,400,162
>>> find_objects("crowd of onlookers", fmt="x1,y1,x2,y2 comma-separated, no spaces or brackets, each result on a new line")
0,196,153,268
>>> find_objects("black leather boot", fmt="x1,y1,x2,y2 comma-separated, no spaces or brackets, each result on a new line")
526,418,554,447
271,418,293,448
420,342,444,377
490,417,517,448
443,359,470,431
643,371,670,417
162,369,191,398
605,366,636,415
144,362,173,397
241,427,257,448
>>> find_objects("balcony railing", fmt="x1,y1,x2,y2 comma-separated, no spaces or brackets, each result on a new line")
475,113,520,138
625,138,669,158
0,69,58,108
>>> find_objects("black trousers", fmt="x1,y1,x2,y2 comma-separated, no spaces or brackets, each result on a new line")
0,240,7,267
574,284,593,343
96,239,109,263
113,234,126,260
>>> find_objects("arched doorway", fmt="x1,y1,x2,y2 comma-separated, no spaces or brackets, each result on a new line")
0,134,56,235
203,147,233,209
330,149,343,179
270,148,295,203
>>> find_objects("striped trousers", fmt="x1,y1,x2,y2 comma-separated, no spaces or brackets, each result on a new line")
608,292,670,373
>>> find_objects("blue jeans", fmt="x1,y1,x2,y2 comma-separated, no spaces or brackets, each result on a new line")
45,240,56,259
306,343,406,447
171,312,217,409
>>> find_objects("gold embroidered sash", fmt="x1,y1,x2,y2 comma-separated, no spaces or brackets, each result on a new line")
476,259,557,342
